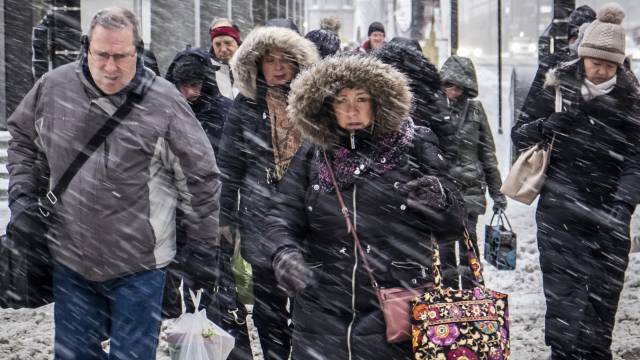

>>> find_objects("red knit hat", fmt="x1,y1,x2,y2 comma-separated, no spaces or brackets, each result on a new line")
210,26,241,45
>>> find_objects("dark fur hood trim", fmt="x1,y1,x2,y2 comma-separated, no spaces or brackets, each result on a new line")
287,55,412,147
229,26,319,99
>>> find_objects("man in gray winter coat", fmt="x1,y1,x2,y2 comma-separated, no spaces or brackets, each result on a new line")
6,7,221,359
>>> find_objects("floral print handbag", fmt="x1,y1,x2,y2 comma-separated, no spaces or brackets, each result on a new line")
411,230,510,360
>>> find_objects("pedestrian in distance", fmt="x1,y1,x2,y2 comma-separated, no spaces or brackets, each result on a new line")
267,55,464,359
512,3,640,359
206,17,241,99
359,21,386,53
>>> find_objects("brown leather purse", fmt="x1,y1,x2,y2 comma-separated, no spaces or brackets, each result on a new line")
322,151,432,343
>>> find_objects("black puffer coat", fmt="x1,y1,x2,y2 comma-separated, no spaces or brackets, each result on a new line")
266,56,464,359
217,26,319,268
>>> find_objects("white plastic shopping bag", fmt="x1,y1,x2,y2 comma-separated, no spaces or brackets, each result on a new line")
165,288,235,360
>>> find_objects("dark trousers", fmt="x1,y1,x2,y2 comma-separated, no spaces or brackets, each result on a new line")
438,213,479,289
53,264,165,360
252,266,291,360
536,204,630,360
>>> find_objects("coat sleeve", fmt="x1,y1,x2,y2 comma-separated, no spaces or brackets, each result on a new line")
166,95,221,245
216,100,248,228
412,128,465,236
511,84,556,153
615,107,640,206
474,102,504,200
264,143,314,262
6,76,46,205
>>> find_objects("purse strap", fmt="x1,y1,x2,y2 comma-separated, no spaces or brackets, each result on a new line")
322,150,380,294
39,77,154,216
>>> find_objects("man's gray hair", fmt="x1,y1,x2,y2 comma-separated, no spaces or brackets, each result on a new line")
88,7,142,46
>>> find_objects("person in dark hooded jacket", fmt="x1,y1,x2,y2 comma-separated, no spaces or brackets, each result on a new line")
265,55,464,359
512,4,640,359
166,48,232,154
165,48,253,360
372,40,457,162
217,25,319,360
439,55,507,288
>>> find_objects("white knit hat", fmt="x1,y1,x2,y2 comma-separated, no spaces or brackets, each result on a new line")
577,3,626,64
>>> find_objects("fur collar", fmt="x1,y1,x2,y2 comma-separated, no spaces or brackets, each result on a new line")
287,55,412,147
229,26,319,99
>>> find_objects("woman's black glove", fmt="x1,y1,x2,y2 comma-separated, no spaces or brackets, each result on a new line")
404,175,448,211
541,112,575,135
272,247,317,296
401,175,464,234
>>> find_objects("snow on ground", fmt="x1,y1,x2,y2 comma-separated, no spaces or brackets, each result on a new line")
0,64,639,359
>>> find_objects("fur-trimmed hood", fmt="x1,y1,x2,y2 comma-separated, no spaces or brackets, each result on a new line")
229,26,319,99
287,55,412,147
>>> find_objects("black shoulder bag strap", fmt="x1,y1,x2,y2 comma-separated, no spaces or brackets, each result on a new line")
39,77,155,216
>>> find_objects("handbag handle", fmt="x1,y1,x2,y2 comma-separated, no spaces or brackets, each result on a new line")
489,209,513,232
431,228,485,291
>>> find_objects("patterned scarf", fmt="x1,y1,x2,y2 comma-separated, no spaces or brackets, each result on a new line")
318,119,415,191
266,87,303,182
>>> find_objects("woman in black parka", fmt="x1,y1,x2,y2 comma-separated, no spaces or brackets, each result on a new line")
265,56,464,359
217,26,319,360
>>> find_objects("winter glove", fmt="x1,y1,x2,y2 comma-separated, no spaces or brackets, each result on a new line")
404,175,449,212
6,195,46,243
272,247,317,296
492,195,508,213
541,111,575,135
402,175,464,234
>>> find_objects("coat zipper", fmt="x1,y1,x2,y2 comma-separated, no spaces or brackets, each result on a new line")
346,184,358,359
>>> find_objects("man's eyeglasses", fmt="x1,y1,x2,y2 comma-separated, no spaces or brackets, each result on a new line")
89,48,136,64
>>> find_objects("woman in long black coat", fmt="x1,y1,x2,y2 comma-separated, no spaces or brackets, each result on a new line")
217,26,319,360
512,11,640,354
265,56,464,359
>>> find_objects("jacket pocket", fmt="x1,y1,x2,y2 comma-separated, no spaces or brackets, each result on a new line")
388,261,432,286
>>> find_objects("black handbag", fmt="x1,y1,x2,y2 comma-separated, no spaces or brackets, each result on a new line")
0,83,151,309
484,210,517,270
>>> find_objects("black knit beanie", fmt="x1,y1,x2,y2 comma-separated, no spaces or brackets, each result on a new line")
368,21,385,36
